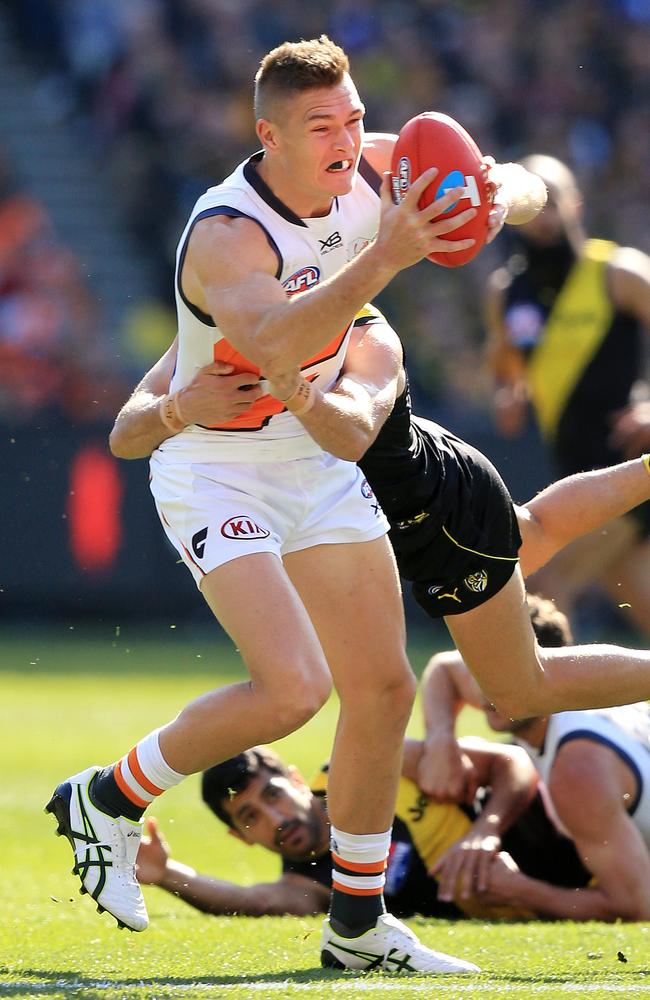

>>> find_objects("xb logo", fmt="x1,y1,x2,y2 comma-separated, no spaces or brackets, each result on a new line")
319,231,342,254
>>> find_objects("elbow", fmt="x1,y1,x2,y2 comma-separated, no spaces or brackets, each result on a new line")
615,897,650,922
343,437,372,463
108,428,127,459
108,427,143,461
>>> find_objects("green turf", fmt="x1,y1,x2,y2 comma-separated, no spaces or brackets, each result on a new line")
2,628,650,999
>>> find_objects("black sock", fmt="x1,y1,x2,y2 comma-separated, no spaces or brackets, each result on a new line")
89,767,145,822
329,889,386,937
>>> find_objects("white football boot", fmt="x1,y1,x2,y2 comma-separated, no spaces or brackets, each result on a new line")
321,912,479,974
45,765,148,932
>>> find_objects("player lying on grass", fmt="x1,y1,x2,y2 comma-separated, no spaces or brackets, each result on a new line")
136,738,590,920
420,595,650,921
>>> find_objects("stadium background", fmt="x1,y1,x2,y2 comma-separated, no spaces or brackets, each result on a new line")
1,0,649,635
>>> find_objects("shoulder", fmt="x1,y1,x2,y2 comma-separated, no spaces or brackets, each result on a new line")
608,245,650,311
550,738,624,827
187,214,278,280
362,133,398,176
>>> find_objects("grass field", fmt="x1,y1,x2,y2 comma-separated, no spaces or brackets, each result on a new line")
2,625,650,999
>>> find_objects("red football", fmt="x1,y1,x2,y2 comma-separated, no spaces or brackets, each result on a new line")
390,112,491,267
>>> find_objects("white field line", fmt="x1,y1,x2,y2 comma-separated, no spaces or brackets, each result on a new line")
4,980,650,994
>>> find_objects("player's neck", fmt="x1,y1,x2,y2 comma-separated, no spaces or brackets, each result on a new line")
515,716,548,748
256,156,334,220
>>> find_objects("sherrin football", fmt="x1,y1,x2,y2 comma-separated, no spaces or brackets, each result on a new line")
391,112,490,267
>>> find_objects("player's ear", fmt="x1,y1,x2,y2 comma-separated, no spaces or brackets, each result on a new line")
256,118,280,152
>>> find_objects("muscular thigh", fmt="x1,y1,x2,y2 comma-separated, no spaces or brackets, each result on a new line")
283,535,410,697
201,552,328,690
444,566,541,709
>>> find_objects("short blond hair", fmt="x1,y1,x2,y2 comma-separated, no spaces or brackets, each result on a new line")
254,35,349,120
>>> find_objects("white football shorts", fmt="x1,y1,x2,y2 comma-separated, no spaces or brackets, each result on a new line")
149,449,388,588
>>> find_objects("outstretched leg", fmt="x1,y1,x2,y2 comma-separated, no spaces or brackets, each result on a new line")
46,552,333,932
445,566,650,720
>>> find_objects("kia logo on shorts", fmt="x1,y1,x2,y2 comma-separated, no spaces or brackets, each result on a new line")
221,516,270,540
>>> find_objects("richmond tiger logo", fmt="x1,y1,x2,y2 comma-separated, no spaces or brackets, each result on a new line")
464,569,488,593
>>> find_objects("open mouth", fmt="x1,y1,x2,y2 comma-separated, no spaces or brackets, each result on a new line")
326,159,352,173
276,821,303,848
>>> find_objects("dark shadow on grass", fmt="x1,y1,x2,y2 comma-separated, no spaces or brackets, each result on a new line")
7,965,650,997
0,966,367,996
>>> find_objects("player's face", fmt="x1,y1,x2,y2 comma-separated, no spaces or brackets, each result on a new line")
482,699,537,735
261,75,365,206
225,769,327,862
517,186,580,248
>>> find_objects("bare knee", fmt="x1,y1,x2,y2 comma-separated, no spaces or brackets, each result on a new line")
260,663,332,736
341,657,416,725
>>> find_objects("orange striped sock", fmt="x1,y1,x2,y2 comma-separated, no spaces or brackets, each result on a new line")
329,826,390,934
113,729,185,812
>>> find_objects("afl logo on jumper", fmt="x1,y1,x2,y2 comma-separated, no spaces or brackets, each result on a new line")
464,569,488,593
221,516,270,540
283,266,320,295
360,478,374,499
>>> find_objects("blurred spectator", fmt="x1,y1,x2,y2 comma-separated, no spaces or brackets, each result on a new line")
0,152,128,423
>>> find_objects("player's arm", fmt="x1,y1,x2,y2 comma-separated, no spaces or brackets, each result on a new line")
417,650,486,801
151,862,327,917
362,136,545,234
361,132,397,174
432,738,539,902
185,175,476,383
483,268,530,438
108,339,263,459
107,314,401,464
154,864,327,917
484,744,650,920
272,319,403,462
517,454,650,578
136,818,327,917
607,248,650,458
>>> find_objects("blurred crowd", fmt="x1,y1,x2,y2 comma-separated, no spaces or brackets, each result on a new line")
1,0,649,420
0,152,129,423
